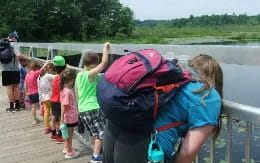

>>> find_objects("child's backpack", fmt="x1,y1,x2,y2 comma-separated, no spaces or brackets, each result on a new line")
97,49,191,133
0,38,14,64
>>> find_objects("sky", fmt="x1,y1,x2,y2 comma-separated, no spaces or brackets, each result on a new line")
119,0,260,20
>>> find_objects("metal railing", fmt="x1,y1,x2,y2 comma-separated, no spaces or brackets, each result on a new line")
14,42,260,163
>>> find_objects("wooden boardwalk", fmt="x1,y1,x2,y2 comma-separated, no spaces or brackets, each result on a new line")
0,78,92,163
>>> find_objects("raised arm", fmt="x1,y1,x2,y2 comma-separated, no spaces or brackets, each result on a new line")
40,60,51,72
88,42,110,80
173,125,215,163
16,53,31,61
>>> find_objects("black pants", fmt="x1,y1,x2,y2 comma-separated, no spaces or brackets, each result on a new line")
103,120,150,163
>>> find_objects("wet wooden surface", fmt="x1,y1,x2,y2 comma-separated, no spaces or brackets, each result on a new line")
0,75,92,163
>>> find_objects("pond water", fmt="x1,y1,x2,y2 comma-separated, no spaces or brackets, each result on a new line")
189,40,260,46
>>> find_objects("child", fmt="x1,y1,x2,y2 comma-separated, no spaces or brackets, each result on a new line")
75,42,110,163
24,61,49,125
50,56,66,143
38,62,56,134
60,68,80,159
18,58,29,110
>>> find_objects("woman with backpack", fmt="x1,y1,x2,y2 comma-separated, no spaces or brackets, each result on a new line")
103,54,223,163
0,38,30,112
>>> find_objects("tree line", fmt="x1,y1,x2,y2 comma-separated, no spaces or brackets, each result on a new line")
136,14,260,28
0,0,134,42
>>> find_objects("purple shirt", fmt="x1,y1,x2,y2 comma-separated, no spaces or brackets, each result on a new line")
60,87,78,124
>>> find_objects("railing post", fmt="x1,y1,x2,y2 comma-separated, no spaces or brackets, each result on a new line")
29,47,37,58
245,121,252,163
210,138,216,163
226,116,233,163
193,155,199,163
47,48,58,60
78,51,85,68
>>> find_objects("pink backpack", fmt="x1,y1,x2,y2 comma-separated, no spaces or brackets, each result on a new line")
97,49,191,133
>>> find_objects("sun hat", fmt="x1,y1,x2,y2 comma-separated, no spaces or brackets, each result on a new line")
53,56,65,66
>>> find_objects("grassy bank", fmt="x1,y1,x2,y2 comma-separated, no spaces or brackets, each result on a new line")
75,25,260,44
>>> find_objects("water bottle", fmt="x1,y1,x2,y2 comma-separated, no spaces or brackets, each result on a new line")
148,139,164,163
60,123,69,139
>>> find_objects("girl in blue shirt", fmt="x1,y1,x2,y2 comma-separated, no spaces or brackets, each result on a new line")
154,54,223,163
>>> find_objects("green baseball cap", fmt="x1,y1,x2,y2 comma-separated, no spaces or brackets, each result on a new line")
53,56,65,66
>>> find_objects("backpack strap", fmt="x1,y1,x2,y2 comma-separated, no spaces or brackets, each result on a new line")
156,120,187,132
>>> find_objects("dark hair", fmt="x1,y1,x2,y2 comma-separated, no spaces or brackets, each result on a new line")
55,65,66,74
29,61,41,71
60,68,76,90
83,52,99,69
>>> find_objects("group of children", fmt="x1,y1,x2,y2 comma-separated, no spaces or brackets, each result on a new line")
18,42,110,162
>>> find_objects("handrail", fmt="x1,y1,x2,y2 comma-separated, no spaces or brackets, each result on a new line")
15,42,260,66
223,100,260,123
16,42,260,163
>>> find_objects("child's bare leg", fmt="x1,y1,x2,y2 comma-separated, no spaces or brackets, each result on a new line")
93,138,103,155
51,115,56,130
31,103,37,120
67,127,74,153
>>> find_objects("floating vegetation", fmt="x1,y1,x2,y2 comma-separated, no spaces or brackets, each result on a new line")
216,138,226,149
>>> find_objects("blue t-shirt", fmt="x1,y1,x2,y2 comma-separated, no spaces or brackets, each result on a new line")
153,81,221,160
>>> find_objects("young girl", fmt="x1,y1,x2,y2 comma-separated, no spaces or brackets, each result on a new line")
38,62,56,133
24,61,50,125
103,54,223,163
60,68,80,159
50,56,66,143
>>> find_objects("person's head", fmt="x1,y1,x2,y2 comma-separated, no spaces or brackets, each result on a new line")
189,54,223,98
29,61,41,71
60,68,76,90
83,52,99,70
19,58,29,67
8,32,18,42
46,62,56,74
53,56,66,74
189,54,223,138
40,62,56,76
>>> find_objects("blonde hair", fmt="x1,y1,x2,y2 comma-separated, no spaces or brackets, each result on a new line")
189,54,223,138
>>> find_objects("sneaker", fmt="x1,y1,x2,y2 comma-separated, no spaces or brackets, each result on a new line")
44,127,52,134
65,151,80,159
63,148,77,154
9,108,15,113
63,149,67,154
32,119,39,125
90,155,103,163
50,134,59,141
56,137,65,144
